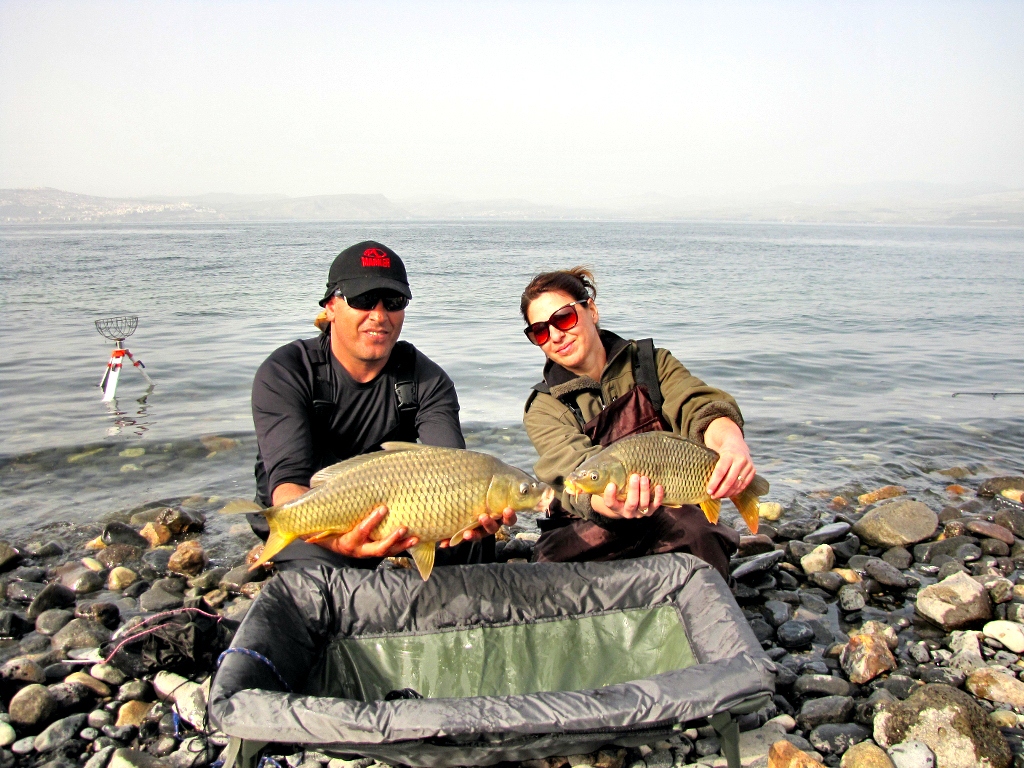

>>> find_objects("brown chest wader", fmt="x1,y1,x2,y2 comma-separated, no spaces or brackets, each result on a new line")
531,339,740,581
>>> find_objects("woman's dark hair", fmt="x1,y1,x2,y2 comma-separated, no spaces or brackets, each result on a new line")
520,266,597,321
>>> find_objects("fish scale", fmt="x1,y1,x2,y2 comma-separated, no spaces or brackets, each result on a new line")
229,442,552,580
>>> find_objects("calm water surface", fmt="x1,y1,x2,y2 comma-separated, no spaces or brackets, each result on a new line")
2,221,1022,563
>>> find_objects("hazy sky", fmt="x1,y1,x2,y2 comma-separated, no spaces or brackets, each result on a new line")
1,1,1022,203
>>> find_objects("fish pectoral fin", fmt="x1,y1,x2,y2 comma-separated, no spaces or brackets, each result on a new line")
302,529,346,543
660,502,683,509
698,498,722,525
447,523,478,548
409,542,436,581
219,499,264,514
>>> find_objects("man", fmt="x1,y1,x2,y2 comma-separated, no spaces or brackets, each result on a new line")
251,240,512,570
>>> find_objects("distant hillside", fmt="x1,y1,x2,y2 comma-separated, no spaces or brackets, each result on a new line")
0,188,412,223
3,186,1022,225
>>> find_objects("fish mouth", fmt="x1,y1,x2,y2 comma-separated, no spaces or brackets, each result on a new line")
536,486,556,512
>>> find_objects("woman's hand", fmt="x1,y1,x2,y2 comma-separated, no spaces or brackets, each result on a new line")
590,474,665,519
311,506,419,558
704,417,755,499
438,508,517,547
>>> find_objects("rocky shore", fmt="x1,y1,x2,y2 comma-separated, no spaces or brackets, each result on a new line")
3,473,1024,768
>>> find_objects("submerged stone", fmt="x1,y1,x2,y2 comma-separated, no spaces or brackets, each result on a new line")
853,500,937,548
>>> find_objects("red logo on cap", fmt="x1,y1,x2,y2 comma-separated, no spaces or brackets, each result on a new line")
361,247,390,268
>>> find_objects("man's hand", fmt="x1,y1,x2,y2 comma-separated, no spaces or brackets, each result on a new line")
704,417,755,499
438,508,517,547
310,505,419,559
590,474,665,519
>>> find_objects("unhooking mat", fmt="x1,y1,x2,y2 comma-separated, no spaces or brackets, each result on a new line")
208,553,775,768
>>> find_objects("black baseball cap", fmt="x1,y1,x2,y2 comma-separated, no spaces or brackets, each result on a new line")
320,241,412,306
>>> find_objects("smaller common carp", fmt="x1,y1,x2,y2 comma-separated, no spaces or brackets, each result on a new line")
564,432,768,533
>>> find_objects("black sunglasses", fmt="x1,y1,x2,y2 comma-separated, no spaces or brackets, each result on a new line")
337,290,410,312
524,300,589,345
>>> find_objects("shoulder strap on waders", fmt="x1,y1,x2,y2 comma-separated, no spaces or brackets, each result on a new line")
633,338,663,414
390,340,419,439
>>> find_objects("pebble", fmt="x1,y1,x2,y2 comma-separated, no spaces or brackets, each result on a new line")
886,741,935,768
804,523,850,545
800,545,835,574
777,621,815,649
839,742,895,767
10,737,35,755
915,571,992,630
0,723,15,748
167,541,206,576
8,684,56,725
34,714,88,752
852,500,937,547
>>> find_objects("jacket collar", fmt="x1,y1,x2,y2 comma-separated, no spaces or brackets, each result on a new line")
543,330,632,399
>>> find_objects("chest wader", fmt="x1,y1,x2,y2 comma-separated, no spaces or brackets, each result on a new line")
530,339,740,580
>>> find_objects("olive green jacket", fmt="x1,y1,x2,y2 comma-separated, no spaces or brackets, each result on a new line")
523,330,743,521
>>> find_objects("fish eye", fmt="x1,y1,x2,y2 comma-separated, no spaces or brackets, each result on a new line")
519,482,530,495
589,471,599,481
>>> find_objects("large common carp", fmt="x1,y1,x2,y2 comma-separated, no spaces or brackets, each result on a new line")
226,442,553,580
563,432,768,533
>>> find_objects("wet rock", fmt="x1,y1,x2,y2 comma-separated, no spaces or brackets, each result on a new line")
139,588,183,612
88,710,114,728
873,683,1011,768
156,508,205,535
918,666,965,687
188,568,228,591
0,610,33,638
767,740,825,768
34,714,87,752
777,519,820,540
915,572,992,630
222,597,253,621
764,600,794,628
887,741,935,768
102,524,149,549
167,541,206,577
732,551,785,580
0,543,22,572
90,664,127,686
65,671,111,698
796,695,853,730
838,585,867,612
968,520,1016,545
8,683,56,725
9,737,34,756
865,559,910,589
804,523,850,545
115,701,153,727
26,584,77,619
167,735,217,768
51,619,112,653
979,477,1024,498
841,633,897,683
801,545,835,574
219,565,263,592
96,545,142,570
759,502,784,521
994,508,1024,539
738,535,777,558
85,746,117,768
142,549,172,573
59,566,104,595
881,675,923,700
839,741,895,767
139,523,172,548
777,621,815,649
807,723,869,755
48,680,93,710
793,674,853,697
860,620,899,649
853,500,937,548
35,608,75,636
0,656,46,683
0,724,14,748
883,547,913,570
808,571,844,593
831,536,861,563
108,747,168,768
966,668,1024,708
239,581,264,600
859,485,907,505
106,568,139,591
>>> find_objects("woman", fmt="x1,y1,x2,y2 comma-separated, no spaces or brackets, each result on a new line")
521,267,756,579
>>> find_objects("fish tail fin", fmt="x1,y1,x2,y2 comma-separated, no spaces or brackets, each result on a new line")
409,541,436,581
219,499,264,514
731,473,770,534
250,510,298,570
699,497,721,525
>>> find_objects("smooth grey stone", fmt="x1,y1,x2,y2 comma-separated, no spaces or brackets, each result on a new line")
8,684,55,725
908,641,931,663
218,565,262,592
116,680,152,702
937,560,969,580
34,714,88,752
777,519,821,540
799,592,829,614
84,746,117,768
92,737,121,751
122,581,150,599
793,674,853,697
101,725,136,741
101,523,149,549
865,559,910,588
60,568,103,595
695,736,721,756
35,609,74,636
918,666,966,687
776,620,815,649
748,618,774,644
807,723,870,755
96,545,142,570
831,535,861,562
0,611,32,639
79,728,99,741
75,603,120,630
141,549,172,573
88,710,113,729
0,543,21,572
188,568,228,591
6,581,45,604
881,674,922,700
150,577,186,595
787,540,816,561
804,522,850,545
956,543,982,561
914,535,978,564
10,737,35,755
796,695,854,730
23,542,63,558
8,567,45,583
50,619,111,653
763,600,792,628
138,587,183,612
645,749,673,768
48,681,93,710
761,589,801,605
150,736,178,757
18,633,51,654
838,585,866,611
808,571,844,593
731,551,784,580
982,539,1010,557
883,546,913,569
27,584,76,620
846,554,878,571
801,660,831,675
775,569,800,590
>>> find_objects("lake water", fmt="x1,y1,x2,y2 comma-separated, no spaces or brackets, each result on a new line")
1,221,1023,564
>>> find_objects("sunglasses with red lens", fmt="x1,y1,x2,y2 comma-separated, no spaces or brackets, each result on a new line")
524,300,589,345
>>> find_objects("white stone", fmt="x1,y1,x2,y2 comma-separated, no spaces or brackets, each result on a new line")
764,714,796,732
948,631,986,674
801,544,836,574
915,571,992,631
984,620,1024,653
887,740,935,768
0,722,16,747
